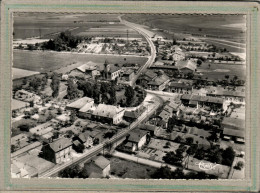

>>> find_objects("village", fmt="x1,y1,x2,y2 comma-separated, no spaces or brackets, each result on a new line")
11,14,246,180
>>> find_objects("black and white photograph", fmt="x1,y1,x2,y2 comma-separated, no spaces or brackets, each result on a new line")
11,13,246,180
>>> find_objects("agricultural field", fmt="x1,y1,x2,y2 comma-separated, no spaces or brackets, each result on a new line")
13,50,148,73
197,62,246,81
13,13,140,40
122,14,246,43
12,67,40,80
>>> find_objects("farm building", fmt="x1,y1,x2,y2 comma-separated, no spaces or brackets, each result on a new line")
176,60,197,73
206,88,245,103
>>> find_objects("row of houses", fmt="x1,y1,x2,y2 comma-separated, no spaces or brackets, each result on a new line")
66,97,125,125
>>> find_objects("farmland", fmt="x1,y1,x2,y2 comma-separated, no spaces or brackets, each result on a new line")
13,50,148,73
122,14,246,43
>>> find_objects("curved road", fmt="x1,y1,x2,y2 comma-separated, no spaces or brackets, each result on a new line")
118,16,156,85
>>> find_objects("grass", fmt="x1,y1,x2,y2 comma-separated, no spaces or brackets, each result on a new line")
13,50,148,73
109,157,157,179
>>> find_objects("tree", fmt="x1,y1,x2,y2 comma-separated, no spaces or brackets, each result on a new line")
50,73,60,98
197,59,202,66
70,110,77,124
185,137,194,145
124,86,135,106
163,151,183,166
222,146,236,166
78,80,93,98
11,145,16,153
58,165,88,178
151,166,173,179
234,161,244,170
167,117,177,133
19,124,30,132
67,79,80,100
172,168,184,179
174,135,183,143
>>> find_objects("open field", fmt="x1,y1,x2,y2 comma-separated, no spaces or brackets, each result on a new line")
13,67,40,80
109,157,157,179
197,62,246,81
13,50,148,73
123,14,246,43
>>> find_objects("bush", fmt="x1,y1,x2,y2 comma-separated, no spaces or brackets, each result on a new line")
19,124,30,132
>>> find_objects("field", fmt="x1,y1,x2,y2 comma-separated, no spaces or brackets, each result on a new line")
13,67,40,80
197,62,246,81
13,50,148,73
122,14,246,44
14,13,143,40
109,157,157,179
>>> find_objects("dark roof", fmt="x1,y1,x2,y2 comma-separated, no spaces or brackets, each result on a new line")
124,111,140,119
49,138,72,152
144,70,157,79
93,156,110,170
181,94,224,104
169,82,193,89
128,129,147,143
78,131,91,143
139,124,157,132
148,74,170,86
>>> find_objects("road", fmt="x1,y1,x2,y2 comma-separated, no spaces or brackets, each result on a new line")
118,16,157,85
39,94,161,178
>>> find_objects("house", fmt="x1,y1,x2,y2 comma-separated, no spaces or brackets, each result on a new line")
73,131,93,148
138,124,158,136
69,61,102,79
137,70,157,86
176,60,197,73
66,97,94,112
121,68,135,82
148,74,170,91
123,106,146,122
14,89,42,104
171,51,185,61
126,129,148,151
221,117,245,143
92,104,125,125
181,94,224,109
41,138,72,164
169,82,193,94
84,156,110,177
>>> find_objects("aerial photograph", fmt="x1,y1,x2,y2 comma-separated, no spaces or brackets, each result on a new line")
11,13,246,180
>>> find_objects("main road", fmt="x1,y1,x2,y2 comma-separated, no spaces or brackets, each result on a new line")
118,16,157,85
39,94,161,178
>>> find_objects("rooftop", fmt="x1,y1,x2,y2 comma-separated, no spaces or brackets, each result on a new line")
169,82,193,89
66,97,94,110
181,94,224,104
222,117,245,130
11,142,42,158
93,156,110,170
148,74,170,86
128,129,148,143
49,138,72,152
92,104,124,118
176,60,197,71
12,99,29,111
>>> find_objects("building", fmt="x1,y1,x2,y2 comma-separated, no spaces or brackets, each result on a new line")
123,106,146,122
41,138,72,164
176,60,197,74
84,156,110,177
126,129,148,151
68,61,102,79
206,88,245,103
73,131,93,148
137,70,157,86
14,89,42,104
29,122,54,140
148,74,170,91
169,82,193,94
171,51,185,61
181,94,224,109
121,68,135,82
221,117,245,143
101,61,122,80
66,97,94,112
92,104,125,125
